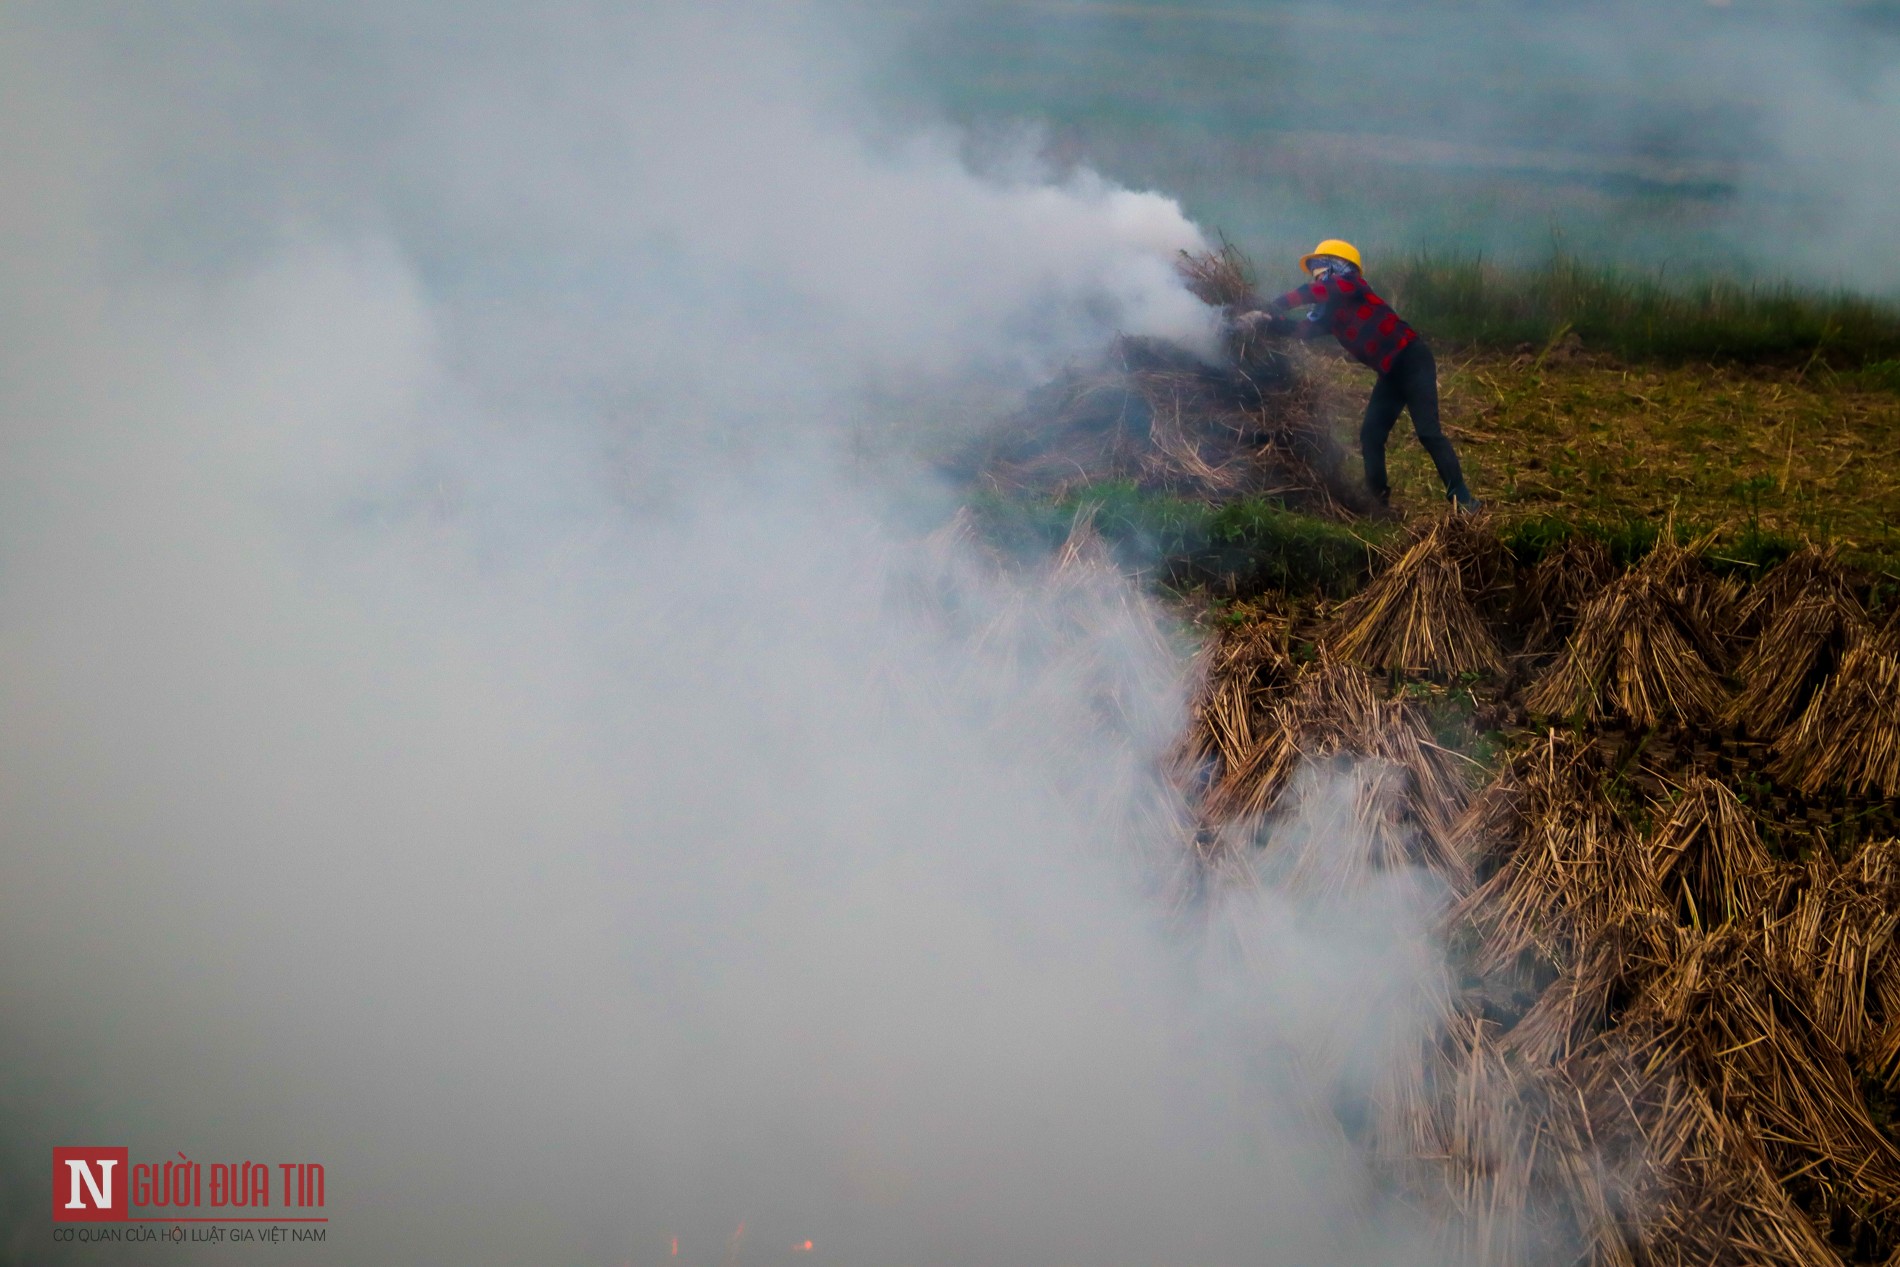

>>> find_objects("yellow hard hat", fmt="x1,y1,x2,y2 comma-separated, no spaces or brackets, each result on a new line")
1300,239,1363,272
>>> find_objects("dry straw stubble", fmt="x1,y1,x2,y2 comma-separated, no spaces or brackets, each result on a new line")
1527,533,1733,728
1330,515,1504,678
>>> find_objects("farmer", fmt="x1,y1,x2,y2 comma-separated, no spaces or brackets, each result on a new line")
1238,239,1477,511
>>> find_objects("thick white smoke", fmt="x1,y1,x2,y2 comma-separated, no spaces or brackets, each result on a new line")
0,5,1444,1265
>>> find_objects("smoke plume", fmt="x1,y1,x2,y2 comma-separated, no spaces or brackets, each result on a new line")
0,4,1446,1264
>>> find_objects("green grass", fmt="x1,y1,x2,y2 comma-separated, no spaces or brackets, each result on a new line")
966,482,1388,595
1387,252,1900,367
1201,499,1391,594
1832,359,1900,393
967,479,1891,616
1497,512,1801,577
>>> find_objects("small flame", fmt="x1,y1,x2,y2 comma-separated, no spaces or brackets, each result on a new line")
669,1237,678,1258
794,1241,814,1253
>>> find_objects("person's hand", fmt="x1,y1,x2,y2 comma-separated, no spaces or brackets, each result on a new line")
1233,310,1288,339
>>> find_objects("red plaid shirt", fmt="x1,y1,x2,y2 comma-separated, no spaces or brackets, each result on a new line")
1268,276,1418,373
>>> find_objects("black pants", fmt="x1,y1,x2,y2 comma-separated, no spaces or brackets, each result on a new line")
1361,341,1469,504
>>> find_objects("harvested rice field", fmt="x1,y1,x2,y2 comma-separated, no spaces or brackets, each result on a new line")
958,244,1900,1265
1170,523,1900,1266
1349,350,1900,564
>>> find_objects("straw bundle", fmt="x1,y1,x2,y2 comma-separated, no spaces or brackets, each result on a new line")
1681,553,1744,636
1427,1023,1634,1267
1463,810,1662,978
1205,653,1383,824
1432,511,1516,618
1447,745,1550,882
1176,241,1259,310
1620,927,1900,1230
1732,569,1862,737
1844,840,1900,1087
1259,755,1468,898
1567,1033,1843,1267
1206,653,1473,851
1178,242,1286,367
1870,965,1900,1091
1525,535,1732,727
1646,776,1774,927
1498,917,1672,1068
1176,613,1292,783
1452,732,1659,974
1734,544,1857,637
1363,1015,1465,1187
1516,534,1617,654
1329,516,1504,677
1772,616,1900,798
1764,849,1900,1062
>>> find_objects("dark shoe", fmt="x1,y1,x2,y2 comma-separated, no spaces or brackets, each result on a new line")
1449,486,1481,512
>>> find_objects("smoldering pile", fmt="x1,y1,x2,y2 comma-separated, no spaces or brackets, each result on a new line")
1171,516,1900,1266
950,245,1365,513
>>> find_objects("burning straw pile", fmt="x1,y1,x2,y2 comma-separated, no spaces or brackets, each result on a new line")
1169,530,1900,1265
956,246,1363,512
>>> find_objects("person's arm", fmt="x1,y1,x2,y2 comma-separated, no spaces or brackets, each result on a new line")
1266,281,1320,314
1236,284,1329,338
1283,282,1342,338
1229,281,1322,338
1290,309,1333,338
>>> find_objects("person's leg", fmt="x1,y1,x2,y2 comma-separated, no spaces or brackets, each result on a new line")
1399,343,1476,507
1360,370,1406,505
